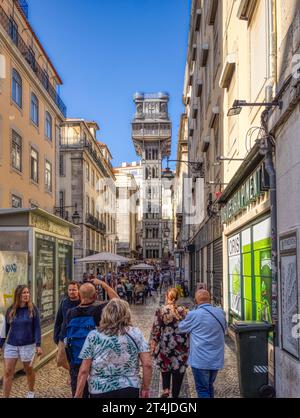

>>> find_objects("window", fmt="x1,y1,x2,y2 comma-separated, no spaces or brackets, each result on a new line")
91,199,95,216
27,47,36,71
86,195,90,214
59,153,65,176
9,17,18,45
45,161,52,192
45,112,52,140
12,69,22,108
30,148,39,183
11,130,22,172
59,190,65,209
91,169,95,188
43,70,49,90
11,194,22,208
31,93,39,126
86,163,90,182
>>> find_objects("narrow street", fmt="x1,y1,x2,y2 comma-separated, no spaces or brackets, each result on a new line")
0,294,240,398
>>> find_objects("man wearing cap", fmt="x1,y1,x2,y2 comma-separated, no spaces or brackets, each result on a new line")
178,290,227,398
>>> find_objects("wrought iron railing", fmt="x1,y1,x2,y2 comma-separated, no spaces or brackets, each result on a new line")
86,213,106,234
0,5,67,117
60,137,111,178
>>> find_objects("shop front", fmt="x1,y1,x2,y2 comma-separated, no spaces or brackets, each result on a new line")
0,208,75,377
220,156,275,382
188,215,223,303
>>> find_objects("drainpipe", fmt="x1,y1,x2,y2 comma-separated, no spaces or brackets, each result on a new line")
266,0,277,100
260,109,279,396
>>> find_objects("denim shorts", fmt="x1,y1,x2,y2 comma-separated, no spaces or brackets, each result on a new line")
4,343,36,363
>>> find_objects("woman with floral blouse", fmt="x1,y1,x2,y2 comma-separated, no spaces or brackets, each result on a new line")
150,288,189,398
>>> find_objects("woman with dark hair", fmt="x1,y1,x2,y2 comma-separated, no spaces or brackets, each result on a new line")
0,285,42,398
150,288,189,398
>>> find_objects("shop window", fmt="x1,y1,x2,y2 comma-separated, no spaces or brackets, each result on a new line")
35,234,55,327
58,241,73,302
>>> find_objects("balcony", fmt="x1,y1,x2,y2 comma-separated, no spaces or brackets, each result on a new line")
86,213,106,234
0,5,67,117
60,137,110,178
132,123,171,140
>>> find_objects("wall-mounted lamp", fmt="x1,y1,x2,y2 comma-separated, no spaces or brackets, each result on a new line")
227,99,283,117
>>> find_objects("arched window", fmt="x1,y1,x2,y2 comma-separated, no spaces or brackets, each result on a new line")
31,93,39,126
45,111,52,140
12,69,22,108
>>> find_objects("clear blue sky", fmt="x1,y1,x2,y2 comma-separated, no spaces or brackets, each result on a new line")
28,0,191,167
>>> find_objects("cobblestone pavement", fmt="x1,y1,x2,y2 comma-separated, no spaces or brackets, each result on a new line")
0,293,240,398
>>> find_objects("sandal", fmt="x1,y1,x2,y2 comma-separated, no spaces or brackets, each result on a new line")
160,391,170,398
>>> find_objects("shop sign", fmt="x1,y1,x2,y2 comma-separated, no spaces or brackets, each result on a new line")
221,166,267,223
30,213,70,238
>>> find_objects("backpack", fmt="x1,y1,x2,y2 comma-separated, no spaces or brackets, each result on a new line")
66,315,96,366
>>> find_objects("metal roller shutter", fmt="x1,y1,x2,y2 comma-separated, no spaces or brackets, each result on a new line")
213,238,223,307
207,245,211,294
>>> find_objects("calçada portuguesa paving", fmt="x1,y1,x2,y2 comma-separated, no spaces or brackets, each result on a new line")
0,293,240,398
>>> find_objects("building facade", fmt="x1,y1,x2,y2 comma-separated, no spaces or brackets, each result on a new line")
114,170,138,259
266,0,300,398
0,0,66,211
182,0,224,303
59,119,116,281
131,92,171,261
174,114,190,283
114,161,143,257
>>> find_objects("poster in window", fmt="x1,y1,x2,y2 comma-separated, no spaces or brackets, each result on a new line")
58,242,72,301
35,235,55,326
228,234,241,317
0,251,28,331
281,254,299,359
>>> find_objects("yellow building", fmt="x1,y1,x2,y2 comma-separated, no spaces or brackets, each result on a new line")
60,119,116,281
0,0,66,211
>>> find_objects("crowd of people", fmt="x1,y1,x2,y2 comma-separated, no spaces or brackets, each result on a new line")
0,269,227,399
81,268,174,304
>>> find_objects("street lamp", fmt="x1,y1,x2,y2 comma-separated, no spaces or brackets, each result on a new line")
162,157,204,179
227,99,283,117
54,203,81,225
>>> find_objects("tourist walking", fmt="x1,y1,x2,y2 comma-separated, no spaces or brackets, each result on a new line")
53,281,80,370
178,289,227,399
61,280,118,398
0,285,42,398
150,288,189,398
75,299,152,398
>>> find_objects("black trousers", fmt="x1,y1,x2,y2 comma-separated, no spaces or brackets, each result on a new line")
70,365,89,398
161,371,185,398
90,387,140,398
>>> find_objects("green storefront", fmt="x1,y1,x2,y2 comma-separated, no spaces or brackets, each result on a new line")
228,216,272,322
219,152,273,324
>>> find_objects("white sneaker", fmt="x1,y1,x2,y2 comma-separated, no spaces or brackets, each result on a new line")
26,392,35,398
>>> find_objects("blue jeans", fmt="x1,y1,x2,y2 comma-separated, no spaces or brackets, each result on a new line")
192,368,219,398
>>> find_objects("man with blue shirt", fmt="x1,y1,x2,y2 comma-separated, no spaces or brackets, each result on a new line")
178,289,227,398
